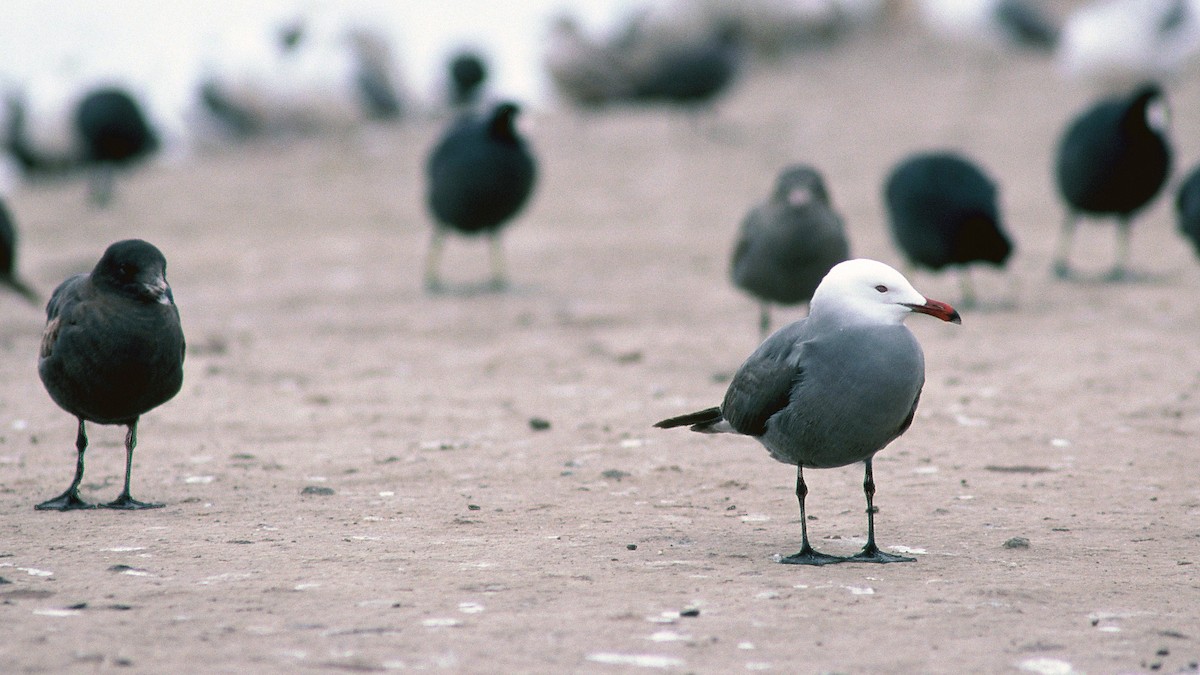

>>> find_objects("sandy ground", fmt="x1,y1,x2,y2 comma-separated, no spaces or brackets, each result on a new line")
2,13,1200,675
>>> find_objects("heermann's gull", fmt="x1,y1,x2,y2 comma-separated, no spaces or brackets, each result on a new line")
1053,83,1171,280
425,101,537,292
36,239,185,510
656,259,960,565
75,87,160,207
0,197,39,305
884,151,1013,308
731,165,850,338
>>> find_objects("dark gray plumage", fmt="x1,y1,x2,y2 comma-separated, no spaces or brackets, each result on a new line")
0,198,38,305
656,259,960,565
995,0,1059,50
1054,83,1171,280
36,239,185,511
885,151,1013,307
425,101,537,291
731,165,850,338
1175,163,1200,257
626,22,741,108
75,87,160,207
449,50,488,109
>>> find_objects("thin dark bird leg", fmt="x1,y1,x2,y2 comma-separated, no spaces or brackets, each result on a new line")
1052,211,1077,279
487,233,508,291
101,419,163,510
88,164,115,208
844,458,914,564
1107,217,1132,281
423,228,447,293
779,465,843,566
958,267,977,310
35,418,95,510
758,302,771,341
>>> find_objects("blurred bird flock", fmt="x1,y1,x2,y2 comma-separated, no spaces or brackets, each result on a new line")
5,0,1200,483
3,0,1200,668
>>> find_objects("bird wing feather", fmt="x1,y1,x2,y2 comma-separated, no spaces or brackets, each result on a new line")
721,320,808,437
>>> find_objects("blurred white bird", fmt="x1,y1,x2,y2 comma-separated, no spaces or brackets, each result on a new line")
1057,0,1200,88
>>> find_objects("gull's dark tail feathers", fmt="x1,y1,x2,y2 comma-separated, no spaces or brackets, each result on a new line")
654,406,723,432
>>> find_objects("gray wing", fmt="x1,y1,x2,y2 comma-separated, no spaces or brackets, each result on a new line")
721,319,808,436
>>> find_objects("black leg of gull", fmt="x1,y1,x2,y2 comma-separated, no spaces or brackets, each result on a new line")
758,303,771,341
36,419,96,510
844,459,913,564
780,465,842,566
101,420,163,510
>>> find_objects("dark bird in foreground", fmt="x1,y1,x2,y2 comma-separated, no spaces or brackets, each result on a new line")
1054,83,1171,280
656,259,960,565
425,101,536,292
1175,163,1200,257
0,198,39,304
75,87,160,207
884,151,1013,308
731,165,850,338
36,239,185,511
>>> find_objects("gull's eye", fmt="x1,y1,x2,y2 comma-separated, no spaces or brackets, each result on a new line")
874,285,888,293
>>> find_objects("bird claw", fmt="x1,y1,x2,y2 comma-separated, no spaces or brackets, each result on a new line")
1052,261,1073,280
778,546,845,566
99,494,164,510
842,545,915,564
35,491,96,511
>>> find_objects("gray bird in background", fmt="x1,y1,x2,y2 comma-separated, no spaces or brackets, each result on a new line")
656,259,960,565
731,165,850,339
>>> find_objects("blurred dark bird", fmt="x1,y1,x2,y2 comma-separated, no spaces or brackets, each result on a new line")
0,197,39,304
198,14,405,137
36,239,184,511
1053,83,1171,280
918,0,1058,51
1174,162,1200,257
75,87,159,207
884,151,1013,307
351,30,405,120
448,50,489,109
625,21,742,107
544,14,634,107
732,165,850,338
425,102,536,292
